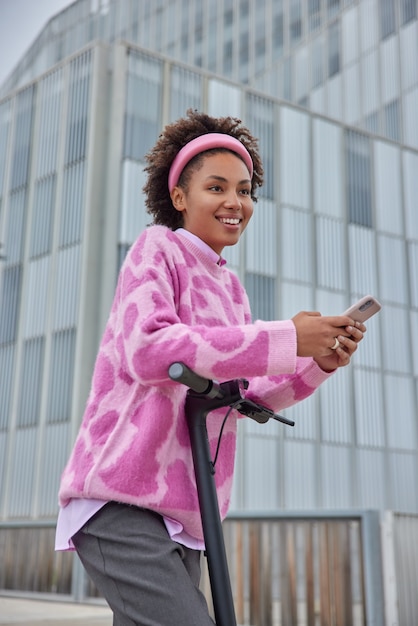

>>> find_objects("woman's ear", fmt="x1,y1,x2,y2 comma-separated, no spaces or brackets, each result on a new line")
170,186,186,213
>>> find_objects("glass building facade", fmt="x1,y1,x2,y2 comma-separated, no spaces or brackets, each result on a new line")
0,0,417,524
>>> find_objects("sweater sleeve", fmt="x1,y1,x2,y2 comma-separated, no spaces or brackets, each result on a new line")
110,228,299,386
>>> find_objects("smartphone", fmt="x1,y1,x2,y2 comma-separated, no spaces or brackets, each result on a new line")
343,295,381,323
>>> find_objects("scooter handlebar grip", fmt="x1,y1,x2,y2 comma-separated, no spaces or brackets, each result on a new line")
169,362,212,394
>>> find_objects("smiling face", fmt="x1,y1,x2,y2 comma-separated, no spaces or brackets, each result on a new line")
170,151,254,255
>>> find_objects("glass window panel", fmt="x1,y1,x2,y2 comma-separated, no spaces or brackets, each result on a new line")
364,111,379,134
353,369,385,446
23,257,50,338
244,273,276,320
47,329,76,423
65,51,91,165
0,344,15,429
4,189,27,263
124,51,162,161
362,50,379,117
403,151,418,238
289,0,303,45
344,63,360,125
385,375,416,449
272,0,284,59
411,311,418,375
246,199,277,275
348,225,378,296
320,365,352,443
313,119,343,218
243,435,279,509
378,235,408,305
360,0,379,54
380,0,396,39
355,449,386,509
381,36,400,104
60,162,85,247
321,445,352,508
30,175,56,257
8,429,37,516
308,0,321,32
0,100,11,198
38,422,71,515
10,86,34,191
409,243,418,308
316,217,346,290
384,99,400,142
169,66,202,123
17,337,45,427
284,441,316,508
285,392,317,440
374,142,402,235
345,130,372,227
0,265,22,343
280,282,313,320
53,244,81,330
381,305,410,373
389,452,418,512
280,107,310,210
36,69,63,178
328,74,343,121
328,20,340,77
281,208,313,283
294,47,309,104
120,159,148,244
311,35,324,88
342,6,359,66
208,79,241,119
400,21,418,91
245,95,275,198
401,0,417,23
403,87,418,150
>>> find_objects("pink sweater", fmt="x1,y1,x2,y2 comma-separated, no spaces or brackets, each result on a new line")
58,226,331,541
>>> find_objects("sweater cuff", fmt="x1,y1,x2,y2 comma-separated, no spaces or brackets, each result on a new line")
254,319,297,374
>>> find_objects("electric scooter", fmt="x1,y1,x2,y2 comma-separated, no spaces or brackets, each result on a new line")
168,362,294,626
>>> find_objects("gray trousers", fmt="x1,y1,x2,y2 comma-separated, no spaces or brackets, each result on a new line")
72,502,215,626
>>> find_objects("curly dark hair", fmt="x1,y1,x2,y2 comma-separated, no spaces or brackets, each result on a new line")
143,109,264,230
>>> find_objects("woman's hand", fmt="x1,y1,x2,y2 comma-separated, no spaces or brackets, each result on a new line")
291,311,366,371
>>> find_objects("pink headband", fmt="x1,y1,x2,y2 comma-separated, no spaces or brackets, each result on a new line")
168,133,253,192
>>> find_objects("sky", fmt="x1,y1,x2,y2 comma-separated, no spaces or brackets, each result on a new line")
0,0,73,87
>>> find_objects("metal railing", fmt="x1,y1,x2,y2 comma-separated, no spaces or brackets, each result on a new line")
1,510,415,625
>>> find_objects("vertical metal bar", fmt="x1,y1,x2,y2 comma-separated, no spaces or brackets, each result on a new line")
361,510,385,625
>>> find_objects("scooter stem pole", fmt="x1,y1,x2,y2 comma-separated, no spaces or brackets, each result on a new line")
185,394,237,626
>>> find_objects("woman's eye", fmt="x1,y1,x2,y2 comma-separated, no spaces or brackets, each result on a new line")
240,188,251,195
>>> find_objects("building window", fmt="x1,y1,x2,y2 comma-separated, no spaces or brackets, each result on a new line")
328,0,340,18
47,329,76,424
380,0,396,39
169,67,202,122
345,130,372,227
401,0,417,24
245,273,276,320
272,1,284,59
17,337,45,428
308,0,321,31
384,99,400,142
312,37,324,88
124,50,162,161
0,265,22,343
328,21,340,78
246,95,274,199
65,52,91,166
290,0,302,45
10,86,34,192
